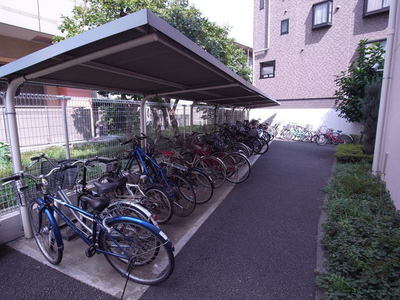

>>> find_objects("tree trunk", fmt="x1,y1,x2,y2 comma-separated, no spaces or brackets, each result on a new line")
150,106,162,139
169,99,180,136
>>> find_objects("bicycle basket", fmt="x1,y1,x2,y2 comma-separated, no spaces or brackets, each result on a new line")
41,160,80,192
100,161,119,173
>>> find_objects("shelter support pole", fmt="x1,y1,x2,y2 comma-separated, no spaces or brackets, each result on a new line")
190,104,194,133
5,77,32,238
60,96,71,159
183,105,187,140
89,99,96,138
231,107,235,125
247,109,250,120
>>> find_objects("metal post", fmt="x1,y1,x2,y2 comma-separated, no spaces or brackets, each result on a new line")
247,109,250,120
61,96,71,159
140,97,148,149
89,99,96,138
214,105,218,129
231,107,235,125
183,105,187,139
190,104,194,133
5,77,32,238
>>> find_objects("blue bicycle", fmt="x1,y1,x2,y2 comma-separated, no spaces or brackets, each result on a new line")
1,162,175,285
104,134,196,218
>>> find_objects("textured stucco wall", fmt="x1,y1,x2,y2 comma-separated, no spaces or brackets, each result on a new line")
250,107,363,134
253,0,389,100
375,1,400,209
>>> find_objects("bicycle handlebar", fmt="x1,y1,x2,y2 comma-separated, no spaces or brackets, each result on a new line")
1,174,21,183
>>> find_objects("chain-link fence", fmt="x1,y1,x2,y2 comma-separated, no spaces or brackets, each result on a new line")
0,92,245,215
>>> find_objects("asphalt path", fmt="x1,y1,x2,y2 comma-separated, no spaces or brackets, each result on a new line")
141,141,335,300
0,245,116,299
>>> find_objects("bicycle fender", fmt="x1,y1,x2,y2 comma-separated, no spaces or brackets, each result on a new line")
43,207,64,251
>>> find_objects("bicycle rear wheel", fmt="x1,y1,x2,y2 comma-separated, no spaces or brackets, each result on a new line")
29,201,63,265
339,134,353,144
100,218,175,285
222,152,251,184
197,156,227,188
167,174,196,217
144,187,173,224
186,168,214,204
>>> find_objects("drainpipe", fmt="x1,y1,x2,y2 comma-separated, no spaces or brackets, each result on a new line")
5,77,32,238
372,1,398,176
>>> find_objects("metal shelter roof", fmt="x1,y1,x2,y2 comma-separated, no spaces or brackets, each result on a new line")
0,9,279,108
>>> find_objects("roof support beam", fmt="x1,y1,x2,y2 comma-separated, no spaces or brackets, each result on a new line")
207,95,261,103
151,83,238,97
25,33,159,80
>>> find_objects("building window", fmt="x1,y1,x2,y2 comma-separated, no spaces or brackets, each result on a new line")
281,19,289,35
260,0,264,10
260,61,275,79
364,0,390,16
312,1,333,29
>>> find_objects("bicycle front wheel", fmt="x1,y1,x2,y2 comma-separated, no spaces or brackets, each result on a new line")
144,186,174,224
186,168,214,204
29,201,63,265
197,156,227,188
100,218,175,285
168,174,196,217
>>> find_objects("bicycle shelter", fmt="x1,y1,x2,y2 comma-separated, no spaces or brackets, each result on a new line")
0,9,279,238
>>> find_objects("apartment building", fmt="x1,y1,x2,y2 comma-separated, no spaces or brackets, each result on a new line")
0,0,92,96
251,0,389,133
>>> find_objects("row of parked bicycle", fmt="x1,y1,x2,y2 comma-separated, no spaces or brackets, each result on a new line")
1,120,271,292
266,123,354,145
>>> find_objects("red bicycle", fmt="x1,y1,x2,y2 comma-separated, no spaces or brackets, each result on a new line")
316,129,353,145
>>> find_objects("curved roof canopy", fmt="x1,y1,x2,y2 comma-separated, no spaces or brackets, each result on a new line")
0,9,279,108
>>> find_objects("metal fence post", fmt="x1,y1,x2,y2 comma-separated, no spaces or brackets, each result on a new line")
183,105,187,139
214,105,218,129
231,107,235,124
61,96,71,159
140,97,148,149
5,77,32,238
190,104,194,133
89,98,96,138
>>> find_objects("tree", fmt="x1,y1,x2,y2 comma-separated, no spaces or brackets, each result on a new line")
54,0,251,138
334,40,385,123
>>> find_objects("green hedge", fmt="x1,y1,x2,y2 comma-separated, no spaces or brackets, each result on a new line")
317,162,400,299
335,144,373,163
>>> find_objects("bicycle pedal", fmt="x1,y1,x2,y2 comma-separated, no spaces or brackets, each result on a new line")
85,245,96,257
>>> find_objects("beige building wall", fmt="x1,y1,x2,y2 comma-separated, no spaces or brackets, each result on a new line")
373,0,400,208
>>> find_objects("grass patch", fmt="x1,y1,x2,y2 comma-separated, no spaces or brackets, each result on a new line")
317,162,400,299
335,144,373,163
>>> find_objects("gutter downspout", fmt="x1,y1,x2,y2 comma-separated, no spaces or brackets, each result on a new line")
5,77,32,238
140,96,153,149
372,0,398,176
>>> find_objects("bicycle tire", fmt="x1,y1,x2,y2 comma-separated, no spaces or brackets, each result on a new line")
339,134,353,144
257,139,269,155
104,201,158,227
316,134,328,146
186,168,214,204
222,152,251,184
196,156,227,188
29,201,63,265
100,218,175,285
144,187,174,224
167,174,196,217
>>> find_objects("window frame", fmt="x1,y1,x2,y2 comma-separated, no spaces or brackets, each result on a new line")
281,19,289,35
312,0,333,29
363,0,390,17
260,0,264,10
260,61,276,79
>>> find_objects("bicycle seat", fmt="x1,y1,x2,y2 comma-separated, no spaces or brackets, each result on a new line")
337,130,343,133
93,177,127,195
81,194,110,213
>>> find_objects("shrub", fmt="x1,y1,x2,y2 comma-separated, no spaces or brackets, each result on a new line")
335,144,373,163
317,163,400,299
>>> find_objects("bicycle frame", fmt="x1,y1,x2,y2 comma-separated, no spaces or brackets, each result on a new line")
35,194,159,260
